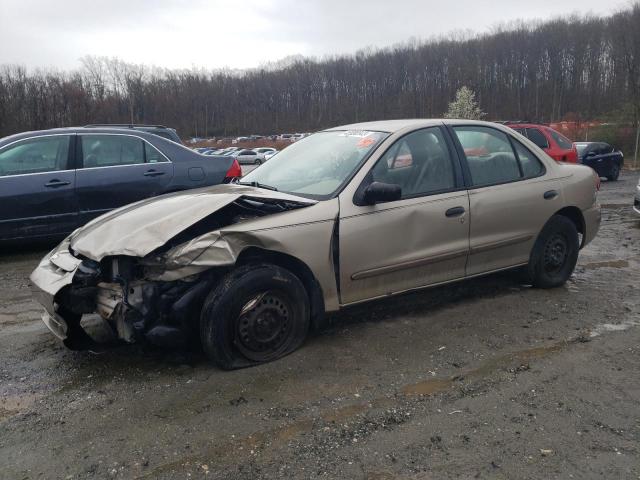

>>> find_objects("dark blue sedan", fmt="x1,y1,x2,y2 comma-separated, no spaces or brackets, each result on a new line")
0,127,242,242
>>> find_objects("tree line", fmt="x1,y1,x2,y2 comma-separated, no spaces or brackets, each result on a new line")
0,4,639,142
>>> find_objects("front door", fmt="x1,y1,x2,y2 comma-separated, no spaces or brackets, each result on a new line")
0,134,77,240
339,126,470,305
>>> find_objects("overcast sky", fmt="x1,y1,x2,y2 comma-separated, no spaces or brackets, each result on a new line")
0,0,627,71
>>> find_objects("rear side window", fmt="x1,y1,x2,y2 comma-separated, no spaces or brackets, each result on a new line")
513,140,545,178
81,135,144,168
548,129,573,149
453,126,521,186
144,142,168,163
525,128,549,149
0,136,70,177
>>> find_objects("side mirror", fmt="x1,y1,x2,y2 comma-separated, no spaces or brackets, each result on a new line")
363,182,402,205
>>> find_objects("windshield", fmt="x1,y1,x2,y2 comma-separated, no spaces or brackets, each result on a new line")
241,130,388,198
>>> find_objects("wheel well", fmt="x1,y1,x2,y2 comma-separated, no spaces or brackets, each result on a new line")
554,206,585,246
236,247,326,330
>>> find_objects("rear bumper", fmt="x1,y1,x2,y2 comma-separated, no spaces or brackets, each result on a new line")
582,203,601,247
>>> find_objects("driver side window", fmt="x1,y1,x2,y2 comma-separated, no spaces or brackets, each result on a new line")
370,127,456,199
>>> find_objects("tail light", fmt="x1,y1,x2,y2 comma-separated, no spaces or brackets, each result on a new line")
224,158,242,182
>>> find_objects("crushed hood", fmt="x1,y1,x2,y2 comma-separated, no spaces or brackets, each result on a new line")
69,184,316,260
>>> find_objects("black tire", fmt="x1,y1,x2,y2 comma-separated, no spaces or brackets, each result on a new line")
607,163,620,181
200,263,309,369
524,215,579,289
254,159,262,165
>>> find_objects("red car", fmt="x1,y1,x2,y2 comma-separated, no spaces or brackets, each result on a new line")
506,123,578,163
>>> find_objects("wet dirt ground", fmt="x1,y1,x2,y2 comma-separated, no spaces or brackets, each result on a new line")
1,172,639,479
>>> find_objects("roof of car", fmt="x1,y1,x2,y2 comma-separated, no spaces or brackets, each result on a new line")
0,126,169,144
325,119,503,134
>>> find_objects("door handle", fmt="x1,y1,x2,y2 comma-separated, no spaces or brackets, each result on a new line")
544,190,558,200
44,179,71,188
144,169,165,177
445,206,466,217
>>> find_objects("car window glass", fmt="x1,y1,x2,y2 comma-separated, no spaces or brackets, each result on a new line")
371,127,455,198
81,135,144,168
0,136,70,177
548,129,573,149
525,128,549,149
144,142,167,163
513,140,544,178
453,126,521,186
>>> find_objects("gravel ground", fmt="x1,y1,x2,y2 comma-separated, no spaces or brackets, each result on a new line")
0,171,638,479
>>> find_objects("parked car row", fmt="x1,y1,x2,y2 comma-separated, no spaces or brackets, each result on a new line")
502,122,624,182
194,146,279,164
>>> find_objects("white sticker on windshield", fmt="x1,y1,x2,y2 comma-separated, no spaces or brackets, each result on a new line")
338,130,376,138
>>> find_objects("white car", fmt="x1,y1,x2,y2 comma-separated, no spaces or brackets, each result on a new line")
253,147,278,161
235,149,266,165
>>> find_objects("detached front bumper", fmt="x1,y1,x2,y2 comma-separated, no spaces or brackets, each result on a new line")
634,184,640,217
30,240,81,340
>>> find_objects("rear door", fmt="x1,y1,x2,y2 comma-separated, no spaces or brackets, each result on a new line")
0,134,77,240
450,125,561,275
75,134,173,225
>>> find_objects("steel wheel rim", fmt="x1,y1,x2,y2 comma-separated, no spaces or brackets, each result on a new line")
543,233,568,274
235,291,293,361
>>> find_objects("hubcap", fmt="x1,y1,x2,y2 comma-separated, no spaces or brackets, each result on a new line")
543,234,568,273
236,291,292,360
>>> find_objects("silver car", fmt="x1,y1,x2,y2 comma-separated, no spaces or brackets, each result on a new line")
31,120,601,369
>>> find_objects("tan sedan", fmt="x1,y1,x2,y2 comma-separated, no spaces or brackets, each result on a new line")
31,120,601,368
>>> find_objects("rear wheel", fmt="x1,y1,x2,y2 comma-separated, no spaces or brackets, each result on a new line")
607,163,620,181
254,158,262,165
200,264,309,369
524,215,579,288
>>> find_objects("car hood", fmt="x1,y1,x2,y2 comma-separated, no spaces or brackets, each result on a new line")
69,184,316,260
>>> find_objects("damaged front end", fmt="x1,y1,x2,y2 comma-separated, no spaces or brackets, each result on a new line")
53,255,218,350
30,185,322,351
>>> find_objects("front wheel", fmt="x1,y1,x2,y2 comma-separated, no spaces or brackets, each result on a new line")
254,159,262,165
200,264,310,369
524,215,579,288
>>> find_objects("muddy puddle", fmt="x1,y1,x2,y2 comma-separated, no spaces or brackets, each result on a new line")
582,259,630,269
0,392,41,420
